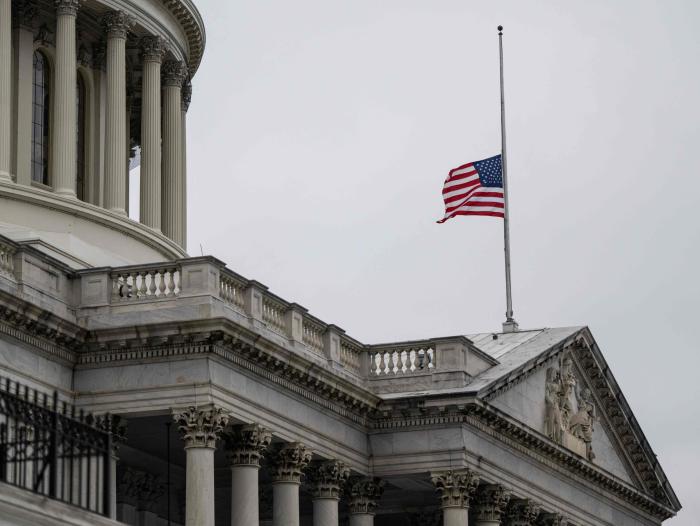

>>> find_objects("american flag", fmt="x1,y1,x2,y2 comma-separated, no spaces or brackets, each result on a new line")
437,154,505,223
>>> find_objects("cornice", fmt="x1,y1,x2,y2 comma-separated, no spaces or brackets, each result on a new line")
159,0,205,75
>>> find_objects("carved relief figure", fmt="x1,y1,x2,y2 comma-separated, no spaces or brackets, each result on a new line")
559,356,577,428
544,367,563,443
570,387,596,460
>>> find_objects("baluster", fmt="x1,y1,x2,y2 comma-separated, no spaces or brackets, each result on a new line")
427,348,434,368
138,271,148,298
157,269,166,296
148,270,157,296
172,269,180,295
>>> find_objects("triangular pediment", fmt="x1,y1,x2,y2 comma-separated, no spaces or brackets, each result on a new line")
475,327,679,512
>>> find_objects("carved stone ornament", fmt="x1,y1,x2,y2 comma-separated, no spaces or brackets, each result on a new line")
141,36,166,63
507,498,542,526
474,484,511,522
270,442,312,483
347,477,384,514
181,78,192,112
14,1,37,29
222,423,272,467
430,469,480,509
308,459,351,499
55,0,81,17
102,10,133,39
544,353,596,460
34,23,54,47
162,60,187,88
174,406,229,449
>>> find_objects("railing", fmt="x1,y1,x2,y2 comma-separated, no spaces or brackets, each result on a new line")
340,338,363,374
111,265,180,301
0,378,113,517
302,318,325,354
369,342,435,375
262,296,287,335
220,270,246,311
0,240,15,277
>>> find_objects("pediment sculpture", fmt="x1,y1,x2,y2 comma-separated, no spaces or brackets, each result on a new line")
544,355,596,460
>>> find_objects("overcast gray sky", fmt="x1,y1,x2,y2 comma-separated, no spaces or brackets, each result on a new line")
167,1,700,522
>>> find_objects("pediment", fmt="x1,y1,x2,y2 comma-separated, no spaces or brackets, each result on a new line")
478,328,679,512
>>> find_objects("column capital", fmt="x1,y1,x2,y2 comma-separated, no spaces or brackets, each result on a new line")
55,0,81,17
173,406,229,449
536,512,568,526
347,477,384,514
474,484,511,522
14,1,37,29
507,498,542,526
222,423,272,467
162,60,187,88
308,459,350,499
182,78,192,112
103,10,133,39
141,35,166,63
270,442,312,483
429,469,479,509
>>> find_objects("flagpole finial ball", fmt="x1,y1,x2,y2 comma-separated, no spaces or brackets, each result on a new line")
498,25,503,33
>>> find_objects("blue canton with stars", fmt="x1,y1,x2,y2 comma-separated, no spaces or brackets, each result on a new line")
473,155,503,188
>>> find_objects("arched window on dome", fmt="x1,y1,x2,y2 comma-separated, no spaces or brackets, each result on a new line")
76,73,86,200
31,51,50,186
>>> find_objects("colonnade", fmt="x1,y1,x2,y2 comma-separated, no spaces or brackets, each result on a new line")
0,0,189,248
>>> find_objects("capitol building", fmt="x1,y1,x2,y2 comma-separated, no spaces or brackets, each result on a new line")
0,1,682,525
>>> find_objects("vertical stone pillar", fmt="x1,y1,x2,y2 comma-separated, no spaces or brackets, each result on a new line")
51,0,81,195
473,484,510,526
11,1,35,185
103,11,132,214
174,406,230,526
347,477,384,526
0,0,12,181
161,60,186,245
270,442,312,526
505,499,541,526
308,460,350,526
180,78,191,249
222,423,272,526
430,470,479,526
139,36,164,230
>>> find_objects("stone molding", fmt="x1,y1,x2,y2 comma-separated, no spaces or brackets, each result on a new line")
162,60,187,87
270,442,312,483
141,36,166,63
308,459,350,499
55,0,81,17
430,469,479,509
474,484,511,522
102,11,133,40
174,406,229,449
222,423,272,467
347,477,384,514
507,498,542,526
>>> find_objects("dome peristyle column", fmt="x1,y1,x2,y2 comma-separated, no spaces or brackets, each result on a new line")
0,0,10,181
162,60,186,246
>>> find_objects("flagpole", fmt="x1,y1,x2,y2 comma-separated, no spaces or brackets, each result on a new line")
498,25,518,333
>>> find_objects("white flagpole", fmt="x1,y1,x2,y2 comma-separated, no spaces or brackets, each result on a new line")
499,25,518,333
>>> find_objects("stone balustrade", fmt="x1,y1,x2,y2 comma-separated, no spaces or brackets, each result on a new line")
369,342,436,376
111,264,180,301
0,237,15,277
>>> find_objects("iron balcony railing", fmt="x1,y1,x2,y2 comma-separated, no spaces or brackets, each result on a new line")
0,378,114,517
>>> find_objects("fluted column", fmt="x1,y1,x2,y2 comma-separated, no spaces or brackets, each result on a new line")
162,60,186,245
473,485,510,526
223,423,272,526
347,477,384,526
138,37,165,229
270,442,312,526
103,11,131,214
181,79,191,249
174,406,229,526
430,470,480,526
505,499,541,526
50,0,81,194
0,0,12,181
309,460,350,526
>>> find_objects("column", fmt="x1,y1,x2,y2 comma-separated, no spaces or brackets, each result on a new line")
223,423,272,526
505,499,541,526
473,485,510,526
11,1,35,185
309,460,350,526
270,442,312,526
103,11,131,214
430,470,479,526
51,0,81,195
0,0,11,181
180,78,191,248
347,477,384,526
139,36,165,230
161,60,186,245
174,406,229,526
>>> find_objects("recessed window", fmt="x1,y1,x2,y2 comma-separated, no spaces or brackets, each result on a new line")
76,74,86,200
31,51,50,186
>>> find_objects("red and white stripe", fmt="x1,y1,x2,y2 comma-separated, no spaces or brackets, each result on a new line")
437,162,504,223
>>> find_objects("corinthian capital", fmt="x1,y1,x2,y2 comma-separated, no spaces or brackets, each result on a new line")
430,469,479,509
103,10,133,39
537,512,568,526
474,484,511,522
347,477,384,514
223,423,272,467
162,60,187,88
55,0,81,17
507,498,542,526
141,36,166,63
308,459,351,499
174,406,229,449
270,442,312,483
